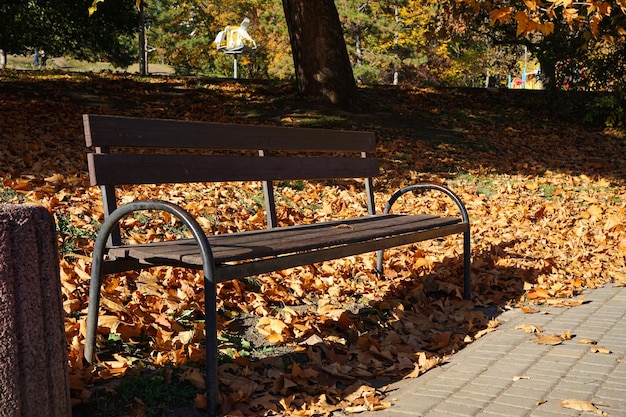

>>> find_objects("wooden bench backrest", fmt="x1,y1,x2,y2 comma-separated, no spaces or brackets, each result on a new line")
84,114,378,185
83,114,379,242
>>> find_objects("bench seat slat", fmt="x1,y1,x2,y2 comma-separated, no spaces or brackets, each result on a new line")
84,114,376,152
107,214,463,274
88,153,380,186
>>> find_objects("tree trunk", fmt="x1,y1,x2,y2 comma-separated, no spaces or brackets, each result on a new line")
281,0,357,106
535,52,557,91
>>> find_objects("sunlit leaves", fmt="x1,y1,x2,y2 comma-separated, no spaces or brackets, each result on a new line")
88,0,106,16
490,7,513,26
2,74,625,414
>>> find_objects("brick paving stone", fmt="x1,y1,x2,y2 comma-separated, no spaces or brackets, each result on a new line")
594,386,626,401
491,393,538,410
430,399,484,416
552,379,600,395
546,388,595,402
444,396,490,410
438,363,490,377
460,383,505,398
452,389,498,403
511,376,559,393
470,374,513,388
480,402,532,417
501,385,549,402
393,393,442,415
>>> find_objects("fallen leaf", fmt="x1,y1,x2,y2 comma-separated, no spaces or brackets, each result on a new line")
579,338,597,345
534,333,563,345
591,346,612,354
559,398,604,414
180,367,206,389
515,324,543,333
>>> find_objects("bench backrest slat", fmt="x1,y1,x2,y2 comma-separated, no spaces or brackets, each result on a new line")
83,114,379,240
87,154,380,186
84,114,376,152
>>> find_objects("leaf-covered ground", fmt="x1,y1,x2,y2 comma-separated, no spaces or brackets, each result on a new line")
1,70,625,416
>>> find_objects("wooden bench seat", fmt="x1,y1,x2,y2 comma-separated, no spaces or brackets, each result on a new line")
82,114,472,416
104,213,465,281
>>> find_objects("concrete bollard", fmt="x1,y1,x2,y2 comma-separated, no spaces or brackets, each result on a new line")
0,205,71,417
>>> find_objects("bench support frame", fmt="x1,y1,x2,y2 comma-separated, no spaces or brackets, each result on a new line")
85,187,470,416
376,183,471,299
85,200,220,414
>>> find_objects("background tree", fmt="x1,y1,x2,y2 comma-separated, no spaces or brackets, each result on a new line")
440,0,626,90
1,0,138,67
147,0,289,78
281,0,357,105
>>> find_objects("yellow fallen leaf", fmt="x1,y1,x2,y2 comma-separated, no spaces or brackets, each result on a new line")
473,327,497,339
579,338,597,345
516,324,543,333
548,297,585,307
586,205,603,220
591,346,612,354
559,399,603,414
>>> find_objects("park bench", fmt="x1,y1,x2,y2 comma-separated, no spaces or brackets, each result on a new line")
82,114,471,416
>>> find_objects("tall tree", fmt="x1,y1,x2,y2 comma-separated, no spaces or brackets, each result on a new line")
281,0,357,106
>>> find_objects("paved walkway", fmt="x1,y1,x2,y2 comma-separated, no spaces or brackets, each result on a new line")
362,284,626,417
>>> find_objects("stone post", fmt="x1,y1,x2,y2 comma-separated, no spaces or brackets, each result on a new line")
0,205,71,417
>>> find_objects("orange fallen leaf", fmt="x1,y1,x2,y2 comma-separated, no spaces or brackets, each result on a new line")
534,333,563,345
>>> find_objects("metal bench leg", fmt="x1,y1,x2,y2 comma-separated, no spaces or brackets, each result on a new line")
463,229,471,300
376,249,384,275
84,225,108,365
203,260,219,416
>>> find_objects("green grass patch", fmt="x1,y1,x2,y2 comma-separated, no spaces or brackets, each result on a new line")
539,183,558,200
55,213,97,258
72,368,198,417
455,172,499,198
0,186,24,203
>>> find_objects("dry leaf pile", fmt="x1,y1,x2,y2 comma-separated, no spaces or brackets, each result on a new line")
1,72,625,415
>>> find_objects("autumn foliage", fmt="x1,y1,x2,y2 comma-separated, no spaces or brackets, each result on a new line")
1,70,625,415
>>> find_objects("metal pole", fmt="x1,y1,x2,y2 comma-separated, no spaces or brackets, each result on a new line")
233,55,238,79
139,0,147,75
522,45,527,89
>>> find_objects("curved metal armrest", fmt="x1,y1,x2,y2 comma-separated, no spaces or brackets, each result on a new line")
84,200,220,414
377,183,471,300
383,183,470,223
